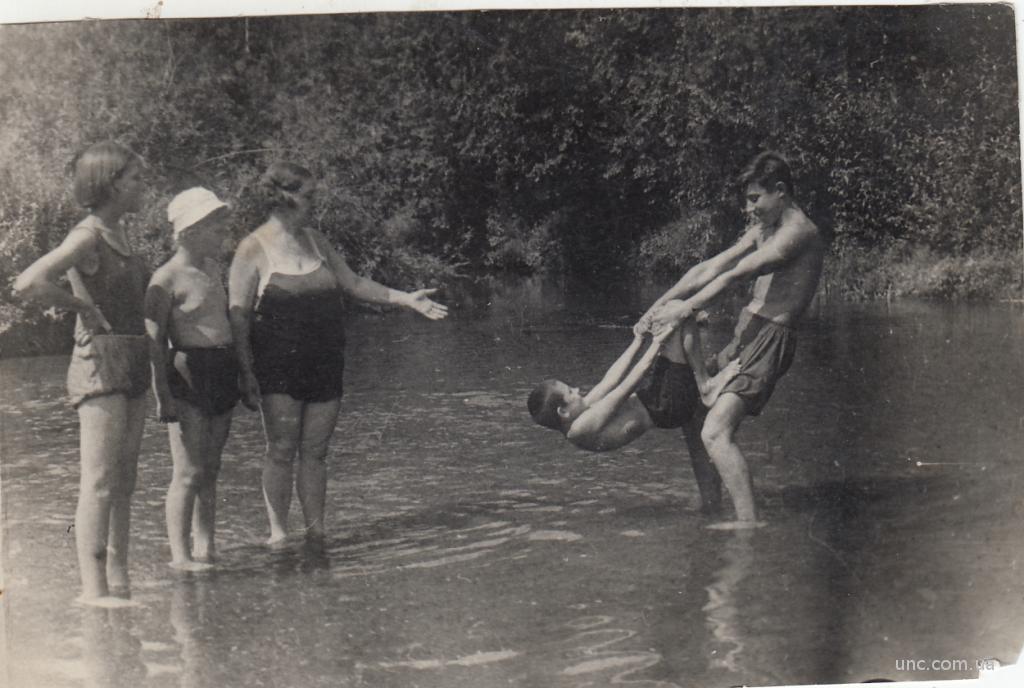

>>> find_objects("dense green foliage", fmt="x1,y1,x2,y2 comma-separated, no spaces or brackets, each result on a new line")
1,7,1021,354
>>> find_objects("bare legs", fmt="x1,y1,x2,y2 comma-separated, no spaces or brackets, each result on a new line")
166,403,232,569
76,394,145,603
660,320,750,521
701,393,760,526
259,394,341,545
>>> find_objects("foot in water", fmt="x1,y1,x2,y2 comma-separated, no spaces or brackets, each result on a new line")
169,559,215,572
265,533,289,549
76,594,142,609
700,359,743,407
705,520,767,531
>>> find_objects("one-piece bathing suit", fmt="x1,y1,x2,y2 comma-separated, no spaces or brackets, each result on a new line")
65,216,150,408
250,228,347,402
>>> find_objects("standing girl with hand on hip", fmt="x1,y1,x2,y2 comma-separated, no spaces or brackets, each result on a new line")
14,142,150,605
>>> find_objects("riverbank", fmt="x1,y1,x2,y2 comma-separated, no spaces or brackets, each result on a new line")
2,246,1021,359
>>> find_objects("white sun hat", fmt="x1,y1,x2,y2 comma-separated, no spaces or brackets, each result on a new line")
167,187,229,238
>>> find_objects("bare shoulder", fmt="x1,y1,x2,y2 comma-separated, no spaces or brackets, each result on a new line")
233,230,270,268
780,206,820,239
148,259,179,290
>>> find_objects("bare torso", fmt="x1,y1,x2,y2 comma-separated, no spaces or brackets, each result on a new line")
568,395,654,452
746,208,825,325
168,258,233,348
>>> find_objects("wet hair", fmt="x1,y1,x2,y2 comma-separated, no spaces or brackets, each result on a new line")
739,151,794,195
72,141,139,210
528,380,568,431
259,161,315,214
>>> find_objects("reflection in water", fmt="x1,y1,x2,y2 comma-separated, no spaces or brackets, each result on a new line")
170,580,213,688
560,615,682,688
80,606,146,688
702,530,755,678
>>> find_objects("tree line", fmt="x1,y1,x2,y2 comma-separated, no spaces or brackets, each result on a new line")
1,6,1021,354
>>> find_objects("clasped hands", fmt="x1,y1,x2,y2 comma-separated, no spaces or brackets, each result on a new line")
634,299,695,337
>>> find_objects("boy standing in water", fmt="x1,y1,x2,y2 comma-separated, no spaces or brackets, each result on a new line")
146,188,238,570
640,151,826,527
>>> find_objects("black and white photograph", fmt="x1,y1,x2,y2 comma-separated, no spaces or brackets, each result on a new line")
1,2,1023,687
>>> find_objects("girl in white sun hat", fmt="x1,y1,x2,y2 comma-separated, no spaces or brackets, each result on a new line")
146,187,238,570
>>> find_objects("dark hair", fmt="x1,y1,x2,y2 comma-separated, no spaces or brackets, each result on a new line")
739,151,794,195
72,141,139,210
259,161,315,214
528,380,567,431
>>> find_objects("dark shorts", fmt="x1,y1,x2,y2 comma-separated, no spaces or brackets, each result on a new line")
66,334,150,408
168,346,240,417
636,357,701,429
711,310,797,416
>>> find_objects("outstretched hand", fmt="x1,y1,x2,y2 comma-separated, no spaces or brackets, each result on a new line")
405,288,449,320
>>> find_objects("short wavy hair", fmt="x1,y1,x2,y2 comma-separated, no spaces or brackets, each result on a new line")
527,380,568,431
738,151,794,195
72,141,139,210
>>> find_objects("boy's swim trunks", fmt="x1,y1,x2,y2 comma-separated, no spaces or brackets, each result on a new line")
168,346,240,416
66,334,150,408
636,357,701,428
711,309,796,416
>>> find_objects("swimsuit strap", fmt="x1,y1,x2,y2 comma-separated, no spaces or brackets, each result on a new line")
254,227,328,297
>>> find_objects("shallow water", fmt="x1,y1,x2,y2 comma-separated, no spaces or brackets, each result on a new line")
2,279,1023,687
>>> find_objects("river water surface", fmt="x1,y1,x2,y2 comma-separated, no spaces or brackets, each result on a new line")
2,279,1023,687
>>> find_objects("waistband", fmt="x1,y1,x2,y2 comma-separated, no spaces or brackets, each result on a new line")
171,344,235,353
742,308,797,331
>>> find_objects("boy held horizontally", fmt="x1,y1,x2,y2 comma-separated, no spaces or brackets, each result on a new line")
528,318,739,513
145,188,239,570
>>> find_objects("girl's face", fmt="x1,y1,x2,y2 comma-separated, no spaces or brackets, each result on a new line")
115,161,146,213
184,210,231,257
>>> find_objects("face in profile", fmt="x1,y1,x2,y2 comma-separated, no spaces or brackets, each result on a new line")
183,209,231,257
743,182,786,227
554,381,586,420
117,161,146,213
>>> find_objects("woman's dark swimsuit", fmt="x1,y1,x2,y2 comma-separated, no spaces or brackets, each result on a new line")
168,346,240,416
250,229,346,403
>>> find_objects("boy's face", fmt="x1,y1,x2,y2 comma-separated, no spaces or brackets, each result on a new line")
744,182,786,227
555,381,586,421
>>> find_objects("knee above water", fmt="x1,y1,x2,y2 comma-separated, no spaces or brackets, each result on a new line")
265,439,300,462
700,422,732,449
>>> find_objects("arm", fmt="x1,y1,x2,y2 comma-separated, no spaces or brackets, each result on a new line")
228,239,263,410
13,227,111,333
144,274,177,423
654,222,814,328
582,331,644,405
312,231,448,320
637,226,758,329
567,330,670,442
